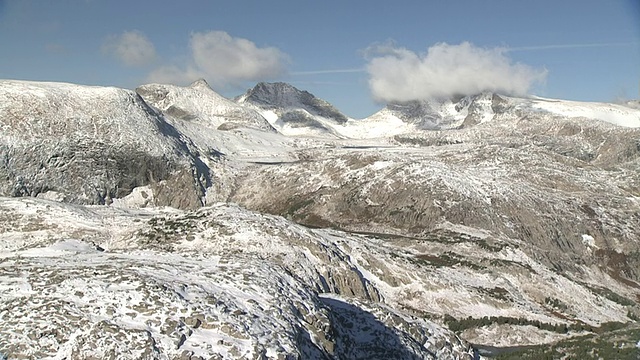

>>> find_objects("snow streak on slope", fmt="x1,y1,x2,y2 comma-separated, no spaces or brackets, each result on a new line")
332,109,416,139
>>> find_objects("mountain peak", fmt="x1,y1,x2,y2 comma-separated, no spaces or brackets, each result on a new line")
136,81,275,132
189,78,212,90
240,82,308,106
237,82,349,124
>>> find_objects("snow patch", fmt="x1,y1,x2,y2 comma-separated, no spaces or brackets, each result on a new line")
581,234,596,248
529,97,640,128
111,186,155,208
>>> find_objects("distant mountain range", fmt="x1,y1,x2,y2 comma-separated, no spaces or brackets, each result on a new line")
1,78,640,359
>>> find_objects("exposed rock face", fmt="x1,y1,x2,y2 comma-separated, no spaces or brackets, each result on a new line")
236,82,349,137
0,80,209,208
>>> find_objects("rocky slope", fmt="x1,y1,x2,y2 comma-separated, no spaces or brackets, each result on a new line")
227,89,640,352
0,80,210,209
0,197,476,360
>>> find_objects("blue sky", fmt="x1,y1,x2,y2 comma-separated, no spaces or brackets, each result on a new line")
0,0,638,118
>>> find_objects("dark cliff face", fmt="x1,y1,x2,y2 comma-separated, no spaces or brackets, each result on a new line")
240,82,349,124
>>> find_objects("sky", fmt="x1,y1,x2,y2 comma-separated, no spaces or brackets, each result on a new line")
0,0,638,118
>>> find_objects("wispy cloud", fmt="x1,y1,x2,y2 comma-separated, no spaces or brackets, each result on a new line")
290,80,354,86
102,30,157,67
508,41,638,52
291,68,365,76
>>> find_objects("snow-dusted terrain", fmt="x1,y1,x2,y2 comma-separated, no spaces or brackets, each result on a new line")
137,79,275,132
0,197,476,359
2,79,640,359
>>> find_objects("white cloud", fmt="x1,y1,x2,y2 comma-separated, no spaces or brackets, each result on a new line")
365,41,547,103
102,30,157,67
147,31,289,88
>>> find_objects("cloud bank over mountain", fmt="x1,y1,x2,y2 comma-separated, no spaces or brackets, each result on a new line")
365,41,548,103
148,31,289,88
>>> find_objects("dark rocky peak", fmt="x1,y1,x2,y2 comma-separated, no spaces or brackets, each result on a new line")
189,78,212,90
239,82,349,124
241,82,306,107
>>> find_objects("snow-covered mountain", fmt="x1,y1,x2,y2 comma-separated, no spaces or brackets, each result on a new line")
2,79,640,359
235,84,640,139
523,96,640,128
368,93,498,130
236,82,349,137
137,79,275,132
364,92,640,133
0,197,477,359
